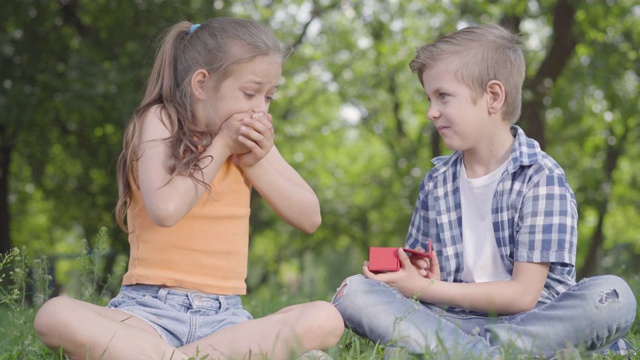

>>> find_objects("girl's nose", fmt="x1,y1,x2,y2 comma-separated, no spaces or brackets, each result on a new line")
253,99,269,113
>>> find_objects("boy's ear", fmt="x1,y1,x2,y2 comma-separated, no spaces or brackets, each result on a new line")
191,69,210,100
485,80,506,115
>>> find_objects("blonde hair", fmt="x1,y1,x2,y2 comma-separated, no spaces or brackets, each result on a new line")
116,17,288,231
409,24,525,124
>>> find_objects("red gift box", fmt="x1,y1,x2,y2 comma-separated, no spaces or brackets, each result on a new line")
368,241,432,273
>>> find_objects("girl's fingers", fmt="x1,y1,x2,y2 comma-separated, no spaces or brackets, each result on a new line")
245,113,274,132
240,115,274,148
239,126,268,149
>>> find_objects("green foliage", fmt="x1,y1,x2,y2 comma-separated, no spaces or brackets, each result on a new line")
0,246,638,358
0,248,20,306
0,247,53,358
0,238,125,358
543,0,640,275
64,227,124,304
1,0,639,316
3,0,639,356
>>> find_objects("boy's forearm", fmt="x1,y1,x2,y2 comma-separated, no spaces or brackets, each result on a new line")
414,281,528,314
414,262,549,314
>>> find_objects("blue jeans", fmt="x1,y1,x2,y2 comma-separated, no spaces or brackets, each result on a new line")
331,274,636,359
107,285,253,347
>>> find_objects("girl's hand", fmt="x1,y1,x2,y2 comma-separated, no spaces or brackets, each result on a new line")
235,112,275,168
216,112,252,155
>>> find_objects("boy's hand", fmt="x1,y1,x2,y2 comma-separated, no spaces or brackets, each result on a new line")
408,248,431,277
424,250,440,280
363,248,435,298
235,112,275,168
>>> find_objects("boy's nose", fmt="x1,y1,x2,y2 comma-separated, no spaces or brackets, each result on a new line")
427,105,440,121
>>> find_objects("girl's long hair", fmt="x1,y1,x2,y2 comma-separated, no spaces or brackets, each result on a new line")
115,17,288,231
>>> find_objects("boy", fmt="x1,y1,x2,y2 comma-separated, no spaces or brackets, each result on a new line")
331,24,636,359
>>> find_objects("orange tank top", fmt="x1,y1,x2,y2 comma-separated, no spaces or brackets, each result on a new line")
122,158,251,295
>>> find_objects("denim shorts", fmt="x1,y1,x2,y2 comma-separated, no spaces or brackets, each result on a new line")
107,284,253,347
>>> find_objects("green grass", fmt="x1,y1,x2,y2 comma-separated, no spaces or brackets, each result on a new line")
0,244,638,359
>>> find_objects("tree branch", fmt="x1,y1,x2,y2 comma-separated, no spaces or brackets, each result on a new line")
289,0,341,51
58,0,101,47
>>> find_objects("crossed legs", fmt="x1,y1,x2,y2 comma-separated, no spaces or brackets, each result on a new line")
34,296,344,360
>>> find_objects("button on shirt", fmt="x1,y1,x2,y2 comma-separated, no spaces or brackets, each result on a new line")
405,125,578,304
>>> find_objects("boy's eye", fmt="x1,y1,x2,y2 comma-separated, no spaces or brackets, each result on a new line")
266,95,275,103
244,92,256,98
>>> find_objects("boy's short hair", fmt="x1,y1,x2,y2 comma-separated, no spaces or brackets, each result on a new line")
409,24,525,124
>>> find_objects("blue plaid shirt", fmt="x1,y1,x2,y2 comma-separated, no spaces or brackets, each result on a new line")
405,126,577,304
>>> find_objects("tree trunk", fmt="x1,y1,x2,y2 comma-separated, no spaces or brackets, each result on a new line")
578,124,629,278
580,211,605,279
521,0,577,150
0,130,12,254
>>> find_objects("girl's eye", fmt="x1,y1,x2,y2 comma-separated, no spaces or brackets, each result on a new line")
266,96,275,103
439,93,449,100
244,92,256,98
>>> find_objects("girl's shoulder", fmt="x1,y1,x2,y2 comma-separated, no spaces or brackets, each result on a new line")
140,104,174,139
141,104,169,124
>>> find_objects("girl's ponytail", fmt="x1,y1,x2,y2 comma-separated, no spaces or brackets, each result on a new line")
142,22,191,112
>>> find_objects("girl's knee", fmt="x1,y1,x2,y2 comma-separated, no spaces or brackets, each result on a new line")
35,297,70,325
316,301,345,344
288,301,344,348
34,296,76,344
308,301,344,329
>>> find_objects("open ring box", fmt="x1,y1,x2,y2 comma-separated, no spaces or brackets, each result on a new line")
368,240,432,273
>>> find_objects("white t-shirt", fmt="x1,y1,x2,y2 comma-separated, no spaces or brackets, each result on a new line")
459,159,511,283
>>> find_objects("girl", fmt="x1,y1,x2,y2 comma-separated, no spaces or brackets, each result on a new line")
34,17,344,360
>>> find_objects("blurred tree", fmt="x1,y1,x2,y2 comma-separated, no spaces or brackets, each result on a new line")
1,0,638,297
0,0,231,289
545,0,640,277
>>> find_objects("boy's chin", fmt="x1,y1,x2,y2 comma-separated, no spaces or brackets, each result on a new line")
441,140,462,152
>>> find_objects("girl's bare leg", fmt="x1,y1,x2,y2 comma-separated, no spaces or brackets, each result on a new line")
34,296,190,360
180,301,344,359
